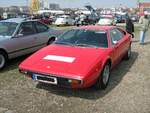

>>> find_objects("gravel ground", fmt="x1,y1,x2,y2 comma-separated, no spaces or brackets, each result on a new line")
0,28,150,113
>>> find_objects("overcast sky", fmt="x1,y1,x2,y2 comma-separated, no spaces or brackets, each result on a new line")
0,0,150,8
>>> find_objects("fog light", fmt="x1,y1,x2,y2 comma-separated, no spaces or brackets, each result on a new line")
19,69,32,78
19,69,28,74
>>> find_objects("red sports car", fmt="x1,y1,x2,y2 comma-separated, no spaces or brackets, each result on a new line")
19,25,132,89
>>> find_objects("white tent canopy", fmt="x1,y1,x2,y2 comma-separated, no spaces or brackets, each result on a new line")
38,10,65,15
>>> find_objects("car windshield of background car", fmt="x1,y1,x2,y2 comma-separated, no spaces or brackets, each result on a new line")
0,22,18,37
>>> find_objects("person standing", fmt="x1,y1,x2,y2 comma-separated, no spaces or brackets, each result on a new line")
139,14,150,44
80,13,86,25
126,15,134,38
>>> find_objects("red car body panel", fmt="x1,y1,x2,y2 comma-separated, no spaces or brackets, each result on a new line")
40,18,53,25
19,26,132,88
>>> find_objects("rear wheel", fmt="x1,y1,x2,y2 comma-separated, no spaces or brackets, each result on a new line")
94,62,110,90
0,51,7,70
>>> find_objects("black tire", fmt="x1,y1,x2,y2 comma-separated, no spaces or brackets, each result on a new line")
94,62,110,90
124,45,131,60
0,51,7,70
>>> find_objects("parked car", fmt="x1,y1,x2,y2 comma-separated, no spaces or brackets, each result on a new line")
97,17,116,26
130,15,139,22
54,15,75,26
19,25,132,89
0,18,61,69
115,14,126,23
75,14,98,26
40,16,53,25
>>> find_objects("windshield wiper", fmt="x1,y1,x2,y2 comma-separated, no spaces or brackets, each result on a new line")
75,43,97,48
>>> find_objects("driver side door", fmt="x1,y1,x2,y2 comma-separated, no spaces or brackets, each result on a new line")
109,29,124,66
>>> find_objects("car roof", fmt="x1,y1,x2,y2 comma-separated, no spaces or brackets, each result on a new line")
1,18,26,23
1,18,38,24
79,25,115,31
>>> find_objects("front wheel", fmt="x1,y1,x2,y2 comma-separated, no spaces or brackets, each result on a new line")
94,62,110,90
0,51,7,70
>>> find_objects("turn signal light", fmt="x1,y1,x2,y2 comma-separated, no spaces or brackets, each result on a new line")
19,69,28,74
19,69,32,78
68,79,82,87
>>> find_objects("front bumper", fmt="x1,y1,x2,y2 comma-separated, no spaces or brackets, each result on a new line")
19,69,83,88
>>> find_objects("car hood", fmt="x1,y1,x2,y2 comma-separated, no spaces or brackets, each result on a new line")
20,44,106,79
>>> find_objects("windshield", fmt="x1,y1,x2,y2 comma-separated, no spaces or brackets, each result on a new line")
0,22,18,36
55,29,108,48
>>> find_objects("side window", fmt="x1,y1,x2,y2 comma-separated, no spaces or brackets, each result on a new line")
18,22,35,36
110,29,124,45
35,22,49,33
118,28,126,35
115,29,124,40
110,30,117,45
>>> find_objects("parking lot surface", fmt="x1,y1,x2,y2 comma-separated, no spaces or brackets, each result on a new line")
0,27,150,113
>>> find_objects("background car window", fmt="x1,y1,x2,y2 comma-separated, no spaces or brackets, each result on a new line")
35,22,49,33
0,22,18,36
18,22,35,36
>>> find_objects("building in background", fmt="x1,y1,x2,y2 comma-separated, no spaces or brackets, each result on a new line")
19,6,29,13
39,0,44,9
0,7,4,16
39,0,50,9
49,3,60,10
139,2,150,15
44,0,49,9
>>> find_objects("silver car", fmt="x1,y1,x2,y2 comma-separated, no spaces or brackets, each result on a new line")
0,18,60,69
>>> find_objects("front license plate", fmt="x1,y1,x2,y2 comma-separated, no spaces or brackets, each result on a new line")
32,74,57,85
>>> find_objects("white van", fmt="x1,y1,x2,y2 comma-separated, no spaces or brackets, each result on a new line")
54,15,74,26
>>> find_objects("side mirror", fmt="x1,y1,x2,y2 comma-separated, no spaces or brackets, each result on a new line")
48,37,57,44
17,33,23,37
55,37,58,41
12,33,23,38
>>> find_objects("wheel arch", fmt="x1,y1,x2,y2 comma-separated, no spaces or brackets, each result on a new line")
102,57,112,69
0,48,8,60
107,58,112,67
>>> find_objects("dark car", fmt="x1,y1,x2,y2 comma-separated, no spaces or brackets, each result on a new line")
115,14,126,23
130,15,139,22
